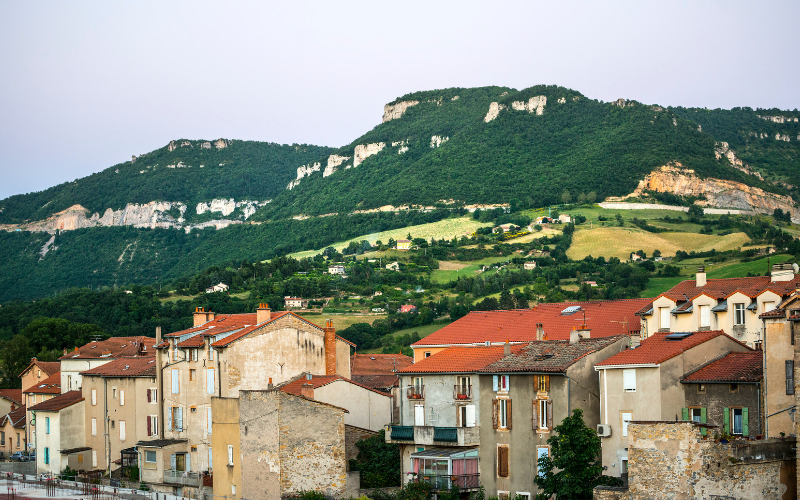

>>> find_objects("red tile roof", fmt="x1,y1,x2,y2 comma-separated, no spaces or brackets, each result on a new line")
18,360,60,378
165,314,258,337
596,331,749,367
23,372,61,394
278,374,390,397
480,336,627,373
682,351,763,383
80,356,157,378
399,345,527,374
28,390,83,412
59,337,157,360
351,353,413,376
0,389,23,405
2,405,26,428
351,374,401,391
412,299,651,347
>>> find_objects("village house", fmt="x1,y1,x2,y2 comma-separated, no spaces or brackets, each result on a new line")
284,296,309,309
594,330,752,477
386,262,400,271
29,390,86,475
328,264,346,275
0,405,26,459
81,356,158,475
388,335,628,498
351,353,414,423
399,304,418,314
396,239,412,251
22,370,60,455
58,336,157,393
410,299,650,362
0,389,22,417
205,283,229,294
523,261,537,270
635,264,800,346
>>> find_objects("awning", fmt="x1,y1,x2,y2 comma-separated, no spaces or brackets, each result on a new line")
136,439,187,449
61,446,92,455
711,300,727,312
410,447,478,459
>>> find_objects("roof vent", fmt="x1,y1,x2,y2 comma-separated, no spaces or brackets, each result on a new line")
485,341,491,346
665,332,693,341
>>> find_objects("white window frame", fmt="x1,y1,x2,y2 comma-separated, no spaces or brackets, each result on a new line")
414,404,425,426
145,450,157,464
227,445,234,466
699,304,711,328
207,408,213,435
734,303,745,326
92,450,98,468
149,415,159,436
690,408,702,422
171,369,179,394
621,412,632,437
207,368,215,395
91,418,97,436
623,369,636,392
149,388,158,404
499,399,508,428
538,399,548,430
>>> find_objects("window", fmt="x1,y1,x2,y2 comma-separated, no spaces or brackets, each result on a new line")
120,421,126,441
764,301,776,313
207,408,213,435
732,408,744,435
112,387,117,399
493,375,510,392
457,376,471,398
786,360,795,395
621,412,632,437
227,445,234,466
147,416,158,436
92,450,97,468
537,399,550,430
44,447,49,465
493,399,512,429
411,377,424,398
207,369,215,395
120,390,125,406
497,445,509,478
91,418,97,436
190,406,197,413
91,389,97,406
208,447,213,472
517,494,531,500
424,352,431,358
232,485,236,495
78,454,83,464
16,433,20,447
699,305,711,328
191,349,198,362
170,406,183,431
208,347,215,362
623,369,636,392
145,450,157,464
660,307,671,330
734,303,745,326
67,375,72,390
499,399,508,428
537,446,549,477
190,369,196,381
535,375,550,393
459,405,476,427
171,369,179,394
697,383,706,394
147,388,157,403
172,343,178,361
730,383,739,393
414,404,425,426
45,417,50,434
690,408,703,422
498,493,509,500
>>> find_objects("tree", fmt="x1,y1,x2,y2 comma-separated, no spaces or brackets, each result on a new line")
534,408,622,499
348,430,401,488
499,290,515,310
561,190,572,204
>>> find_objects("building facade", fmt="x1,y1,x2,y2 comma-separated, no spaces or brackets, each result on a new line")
29,391,86,475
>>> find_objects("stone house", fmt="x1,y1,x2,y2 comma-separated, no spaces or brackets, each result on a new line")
0,405,26,458
680,351,763,437
81,356,157,474
411,299,650,361
388,336,628,498
58,336,157,393
636,265,800,346
211,390,352,500
396,240,412,251
328,264,346,275
139,305,353,496
29,390,86,475
523,262,537,270
595,330,752,477
205,282,229,294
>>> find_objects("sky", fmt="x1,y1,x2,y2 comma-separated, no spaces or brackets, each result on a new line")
0,1,798,200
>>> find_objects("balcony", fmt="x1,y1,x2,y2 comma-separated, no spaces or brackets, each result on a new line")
453,385,472,400
412,473,480,491
407,386,425,400
163,470,201,487
387,425,480,446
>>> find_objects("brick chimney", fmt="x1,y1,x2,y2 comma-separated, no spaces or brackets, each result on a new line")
268,377,273,390
193,307,212,327
536,323,544,341
324,319,337,376
257,303,272,324
503,339,510,356
696,265,706,287
301,375,315,399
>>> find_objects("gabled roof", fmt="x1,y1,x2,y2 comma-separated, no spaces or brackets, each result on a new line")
80,356,157,378
59,336,156,360
399,345,526,374
596,330,748,367
164,314,259,338
18,360,60,379
351,353,413,376
480,336,626,373
0,389,23,405
1,405,26,428
28,390,83,412
682,351,763,383
278,373,390,398
23,372,61,394
351,374,401,391
412,299,651,348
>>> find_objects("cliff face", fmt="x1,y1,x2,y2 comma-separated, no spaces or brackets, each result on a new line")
382,101,419,122
624,163,799,219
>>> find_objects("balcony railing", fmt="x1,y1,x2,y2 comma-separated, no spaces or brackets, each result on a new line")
412,473,480,491
453,385,472,400
386,425,480,446
163,470,201,487
433,427,458,442
390,425,414,441
407,386,425,400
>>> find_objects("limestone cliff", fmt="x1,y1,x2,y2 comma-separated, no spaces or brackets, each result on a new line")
287,162,321,189
430,135,449,148
322,154,350,178
511,96,547,115
622,163,799,219
714,142,764,180
353,143,386,168
484,102,506,123
382,101,419,122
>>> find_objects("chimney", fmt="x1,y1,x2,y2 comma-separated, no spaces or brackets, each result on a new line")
324,319,337,376
503,340,510,356
696,266,706,287
570,327,580,345
577,325,591,339
257,303,272,324
772,263,795,282
536,323,544,341
156,326,161,344
268,377,273,390
301,382,315,400
193,307,208,327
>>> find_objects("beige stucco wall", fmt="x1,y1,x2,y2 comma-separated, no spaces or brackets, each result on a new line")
315,380,391,431
412,346,447,363
60,359,114,393
34,401,85,475
1,420,25,457
211,397,241,499
765,318,794,437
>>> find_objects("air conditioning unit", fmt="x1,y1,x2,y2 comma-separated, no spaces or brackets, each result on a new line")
597,424,611,437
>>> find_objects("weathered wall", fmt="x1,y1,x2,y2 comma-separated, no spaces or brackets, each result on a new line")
316,380,391,432
767,317,796,437
211,397,241,498
60,402,87,471
344,425,376,471
683,382,762,437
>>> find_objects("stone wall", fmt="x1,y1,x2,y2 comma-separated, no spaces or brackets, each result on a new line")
683,382,762,437
344,425,376,471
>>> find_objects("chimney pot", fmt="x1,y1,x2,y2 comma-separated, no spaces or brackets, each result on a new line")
268,377,273,390
156,326,162,344
536,323,544,341
300,382,315,400
503,340,510,356
696,266,707,287
257,303,272,324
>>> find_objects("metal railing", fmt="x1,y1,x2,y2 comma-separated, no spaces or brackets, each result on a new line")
453,385,472,400
407,386,425,400
163,469,201,487
412,473,480,490
390,425,414,440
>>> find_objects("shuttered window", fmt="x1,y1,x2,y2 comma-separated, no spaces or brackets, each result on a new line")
699,305,711,328
207,408,213,435
91,389,97,406
497,446,509,478
91,418,97,436
414,404,424,426
120,390,125,406
660,307,671,330
623,369,636,392
227,445,234,466
786,361,795,395
171,369,179,394
207,369,215,395
119,421,126,441
464,405,476,427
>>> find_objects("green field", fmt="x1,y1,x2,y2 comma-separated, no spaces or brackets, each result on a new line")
431,256,511,284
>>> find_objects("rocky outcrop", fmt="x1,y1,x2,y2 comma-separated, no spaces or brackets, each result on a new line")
511,95,547,115
612,98,631,108
382,101,419,122
776,133,791,142
714,142,764,180
201,142,212,149
624,163,799,219
484,102,506,123
558,97,566,104
391,140,409,154
430,135,449,148
758,115,799,124
287,162,321,189
168,141,176,152
214,139,228,149
353,143,386,168
323,154,350,178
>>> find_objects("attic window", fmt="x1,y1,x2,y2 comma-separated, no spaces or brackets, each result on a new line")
561,306,581,316
123,366,130,370
91,346,97,349
665,332,693,340
370,357,376,360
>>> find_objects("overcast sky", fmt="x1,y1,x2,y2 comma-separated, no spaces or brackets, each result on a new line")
1,1,798,200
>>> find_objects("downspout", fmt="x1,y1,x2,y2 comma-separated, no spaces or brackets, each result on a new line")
565,375,571,415
603,370,608,425
762,318,768,438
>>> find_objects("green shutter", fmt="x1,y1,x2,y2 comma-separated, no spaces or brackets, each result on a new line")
700,408,707,436
742,408,749,436
723,407,730,435
681,408,689,421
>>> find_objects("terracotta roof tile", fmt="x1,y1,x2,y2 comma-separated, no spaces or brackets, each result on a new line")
18,360,60,378
28,390,83,412
413,299,651,347
399,345,526,374
59,336,156,360
23,372,61,394
278,374,391,398
351,353,413,376
165,314,258,337
2,405,26,428
661,276,800,303
80,356,157,377
351,374,400,391
0,389,23,405
480,336,626,373
596,331,749,367
759,308,786,319
682,351,763,383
